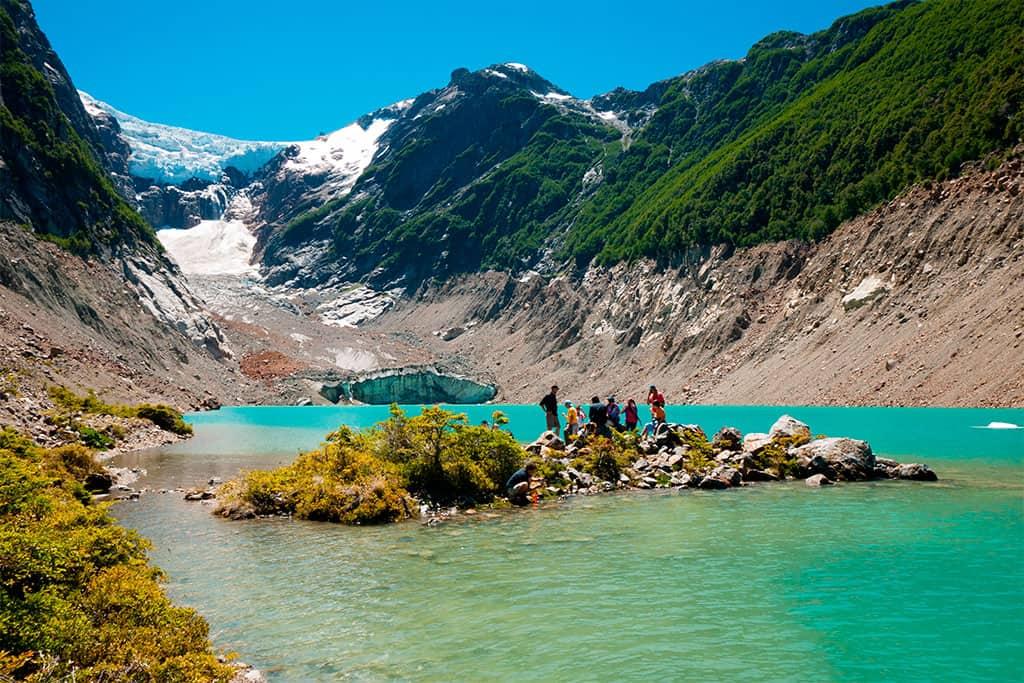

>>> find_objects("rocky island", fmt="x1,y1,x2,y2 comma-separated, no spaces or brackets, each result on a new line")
208,409,937,526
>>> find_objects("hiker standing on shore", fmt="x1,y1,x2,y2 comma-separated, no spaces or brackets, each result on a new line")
564,401,579,441
624,398,639,431
540,385,560,434
589,395,610,437
607,396,622,431
647,385,665,420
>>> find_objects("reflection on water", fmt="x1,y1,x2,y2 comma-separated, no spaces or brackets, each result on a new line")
112,405,1024,681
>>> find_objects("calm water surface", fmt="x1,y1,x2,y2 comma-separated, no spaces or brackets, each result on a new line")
112,405,1024,681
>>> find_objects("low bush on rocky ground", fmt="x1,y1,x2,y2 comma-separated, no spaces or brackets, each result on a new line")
217,406,528,524
0,427,235,681
45,385,193,447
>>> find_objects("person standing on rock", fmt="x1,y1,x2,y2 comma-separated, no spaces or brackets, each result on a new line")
540,385,560,435
647,385,665,421
564,401,579,441
607,396,622,431
624,398,639,431
589,395,610,437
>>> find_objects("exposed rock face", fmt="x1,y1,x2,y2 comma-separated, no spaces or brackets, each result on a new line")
320,367,496,405
841,275,891,311
136,178,234,229
370,152,1024,407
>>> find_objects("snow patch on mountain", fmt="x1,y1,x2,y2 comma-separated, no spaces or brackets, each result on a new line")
79,91,289,184
283,117,394,191
157,218,257,276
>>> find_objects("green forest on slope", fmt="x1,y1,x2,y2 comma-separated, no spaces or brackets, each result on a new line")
565,0,1023,265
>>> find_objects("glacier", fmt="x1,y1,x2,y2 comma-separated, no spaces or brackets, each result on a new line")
79,91,290,184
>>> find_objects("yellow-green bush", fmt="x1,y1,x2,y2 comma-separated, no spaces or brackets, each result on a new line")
46,386,193,437
0,429,234,681
221,405,530,524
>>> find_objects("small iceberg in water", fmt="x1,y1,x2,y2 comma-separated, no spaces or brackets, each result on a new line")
973,421,1022,430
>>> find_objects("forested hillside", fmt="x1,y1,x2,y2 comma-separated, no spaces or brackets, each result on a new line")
566,0,1023,264
264,0,1022,287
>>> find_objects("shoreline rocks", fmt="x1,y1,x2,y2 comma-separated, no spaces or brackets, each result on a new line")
529,414,937,498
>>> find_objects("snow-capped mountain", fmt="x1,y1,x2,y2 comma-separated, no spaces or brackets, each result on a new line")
79,91,290,184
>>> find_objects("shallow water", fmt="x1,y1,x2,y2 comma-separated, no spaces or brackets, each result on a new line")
112,405,1024,681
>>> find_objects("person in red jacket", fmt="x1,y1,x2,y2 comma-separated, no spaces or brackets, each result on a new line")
624,398,640,431
646,385,665,420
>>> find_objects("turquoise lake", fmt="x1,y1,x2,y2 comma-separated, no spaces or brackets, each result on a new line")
111,405,1024,681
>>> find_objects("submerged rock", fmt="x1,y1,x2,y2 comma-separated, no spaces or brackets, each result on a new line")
805,474,835,487
895,463,938,481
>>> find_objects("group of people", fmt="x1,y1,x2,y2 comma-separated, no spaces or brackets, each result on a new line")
539,384,668,442
508,384,671,505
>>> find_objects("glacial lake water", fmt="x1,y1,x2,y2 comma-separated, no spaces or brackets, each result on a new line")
111,405,1024,681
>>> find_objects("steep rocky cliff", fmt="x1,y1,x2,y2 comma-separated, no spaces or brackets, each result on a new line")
0,0,250,428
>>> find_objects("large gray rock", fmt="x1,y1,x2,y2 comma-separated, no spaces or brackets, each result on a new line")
742,432,772,455
699,465,742,489
791,438,875,481
805,474,834,487
769,415,811,443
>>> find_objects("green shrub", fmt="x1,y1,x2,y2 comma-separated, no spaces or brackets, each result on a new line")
221,405,531,524
572,436,631,483
45,386,193,437
132,404,193,436
0,429,234,680
76,426,113,450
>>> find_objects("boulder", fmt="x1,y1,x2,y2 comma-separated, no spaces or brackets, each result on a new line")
712,426,742,451
698,475,729,490
842,275,890,311
84,471,113,493
670,472,694,487
667,453,684,469
743,469,779,482
742,432,773,455
673,424,709,444
699,465,741,489
768,415,811,444
633,457,651,472
805,474,834,487
791,438,875,481
895,463,938,481
441,326,465,341
536,431,565,451
795,453,832,478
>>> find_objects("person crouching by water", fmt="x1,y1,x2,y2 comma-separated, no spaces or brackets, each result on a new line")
540,385,560,435
506,462,539,506
624,398,639,431
564,401,579,441
589,395,610,437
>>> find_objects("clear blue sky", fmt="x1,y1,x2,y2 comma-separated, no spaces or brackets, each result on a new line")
35,0,882,141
